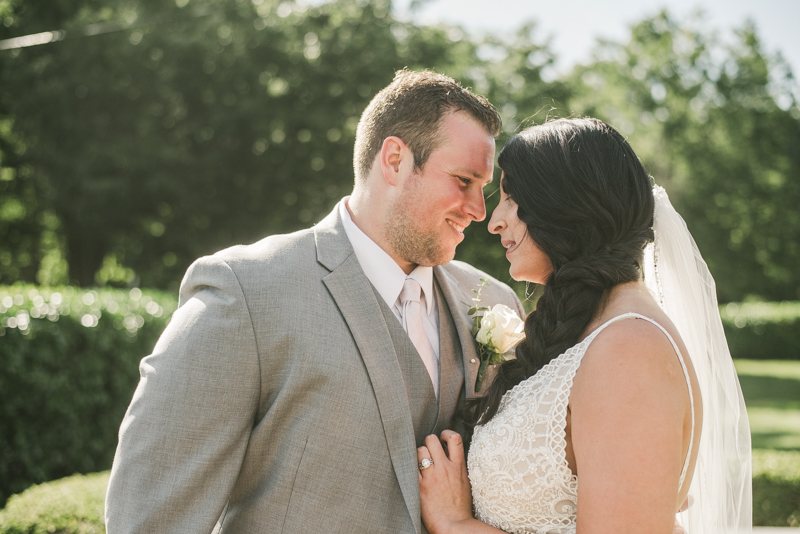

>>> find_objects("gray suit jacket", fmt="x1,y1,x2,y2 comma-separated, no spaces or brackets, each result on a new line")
105,201,524,534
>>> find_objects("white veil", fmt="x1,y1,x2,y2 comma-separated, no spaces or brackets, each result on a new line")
643,185,752,533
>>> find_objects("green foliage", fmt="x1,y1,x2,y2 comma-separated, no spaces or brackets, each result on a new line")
0,472,107,534
721,301,800,360
0,0,522,290
2,5,798,303
569,12,800,302
752,449,800,527
0,118,52,286
0,285,176,506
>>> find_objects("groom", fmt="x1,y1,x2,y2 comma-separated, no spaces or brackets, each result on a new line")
105,70,524,533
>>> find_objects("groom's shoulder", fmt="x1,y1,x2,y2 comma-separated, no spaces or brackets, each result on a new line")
187,226,319,284
215,227,316,266
441,260,503,286
441,259,485,282
208,205,341,273
441,260,519,303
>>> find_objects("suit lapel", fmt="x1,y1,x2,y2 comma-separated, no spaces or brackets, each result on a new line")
433,266,481,399
433,281,464,434
315,205,423,534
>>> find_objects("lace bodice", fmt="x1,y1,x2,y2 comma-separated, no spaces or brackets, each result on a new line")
467,313,695,534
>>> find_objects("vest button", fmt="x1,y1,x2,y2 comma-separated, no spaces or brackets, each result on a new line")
470,358,476,363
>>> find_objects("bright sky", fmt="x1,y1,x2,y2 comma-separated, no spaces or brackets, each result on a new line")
393,0,800,81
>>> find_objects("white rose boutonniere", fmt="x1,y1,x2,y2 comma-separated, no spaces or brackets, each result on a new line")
469,278,525,392
476,304,525,354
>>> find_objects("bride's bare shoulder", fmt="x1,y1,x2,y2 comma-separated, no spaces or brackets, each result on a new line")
573,316,689,402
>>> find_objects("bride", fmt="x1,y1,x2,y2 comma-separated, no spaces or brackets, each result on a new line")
416,118,751,534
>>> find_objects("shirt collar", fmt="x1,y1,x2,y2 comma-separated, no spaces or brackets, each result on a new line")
339,198,434,316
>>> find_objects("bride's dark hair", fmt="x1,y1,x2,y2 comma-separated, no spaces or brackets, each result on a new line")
463,118,655,426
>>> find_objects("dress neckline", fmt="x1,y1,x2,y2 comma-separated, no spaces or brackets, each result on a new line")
498,312,641,402
502,311,696,491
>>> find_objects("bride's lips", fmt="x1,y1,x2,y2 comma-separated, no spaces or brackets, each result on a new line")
502,239,517,257
446,219,466,235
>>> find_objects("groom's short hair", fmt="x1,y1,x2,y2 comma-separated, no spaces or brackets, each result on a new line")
353,69,501,183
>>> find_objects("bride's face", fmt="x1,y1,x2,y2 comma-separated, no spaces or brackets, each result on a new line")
488,178,553,284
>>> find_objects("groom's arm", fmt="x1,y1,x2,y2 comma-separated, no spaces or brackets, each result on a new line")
105,255,261,534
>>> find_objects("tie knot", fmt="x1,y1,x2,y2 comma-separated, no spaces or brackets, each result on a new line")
400,277,422,305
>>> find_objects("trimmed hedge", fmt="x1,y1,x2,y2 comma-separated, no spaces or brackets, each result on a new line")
753,449,800,527
0,285,797,509
0,285,177,506
0,472,108,534
0,451,797,531
721,301,800,360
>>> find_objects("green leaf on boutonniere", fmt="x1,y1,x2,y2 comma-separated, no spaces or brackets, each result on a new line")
475,358,490,393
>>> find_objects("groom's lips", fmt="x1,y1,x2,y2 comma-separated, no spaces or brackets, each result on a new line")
446,219,466,235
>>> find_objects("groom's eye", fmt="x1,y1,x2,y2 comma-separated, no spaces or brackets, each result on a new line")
458,176,472,186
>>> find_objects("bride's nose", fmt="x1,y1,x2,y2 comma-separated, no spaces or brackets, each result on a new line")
488,206,506,235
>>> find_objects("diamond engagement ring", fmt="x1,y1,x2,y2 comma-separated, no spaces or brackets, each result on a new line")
418,458,434,471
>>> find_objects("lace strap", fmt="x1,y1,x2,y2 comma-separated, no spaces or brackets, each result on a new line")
582,312,696,490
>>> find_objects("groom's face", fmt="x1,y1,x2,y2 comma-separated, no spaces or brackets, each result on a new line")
386,111,496,267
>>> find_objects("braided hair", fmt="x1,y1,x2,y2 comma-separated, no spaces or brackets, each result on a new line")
463,118,655,426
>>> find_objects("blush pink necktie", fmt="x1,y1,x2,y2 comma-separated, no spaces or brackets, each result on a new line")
399,278,439,398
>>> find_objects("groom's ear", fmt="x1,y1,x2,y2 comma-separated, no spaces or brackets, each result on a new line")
379,136,409,187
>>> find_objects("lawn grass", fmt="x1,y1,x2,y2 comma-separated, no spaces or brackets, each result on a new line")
735,359,800,451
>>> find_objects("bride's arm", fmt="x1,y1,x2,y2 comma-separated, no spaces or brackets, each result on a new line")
570,320,690,534
418,431,508,534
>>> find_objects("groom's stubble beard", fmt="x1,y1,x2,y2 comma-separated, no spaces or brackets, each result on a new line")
385,175,455,268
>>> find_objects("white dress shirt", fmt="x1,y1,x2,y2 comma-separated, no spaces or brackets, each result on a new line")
339,199,440,360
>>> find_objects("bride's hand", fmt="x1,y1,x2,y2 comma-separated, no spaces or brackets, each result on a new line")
417,430,474,534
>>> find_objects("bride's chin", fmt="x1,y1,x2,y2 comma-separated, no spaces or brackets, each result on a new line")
508,267,530,283
509,265,546,285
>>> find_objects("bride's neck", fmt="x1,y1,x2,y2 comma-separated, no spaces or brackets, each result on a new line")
583,280,655,334
607,280,649,303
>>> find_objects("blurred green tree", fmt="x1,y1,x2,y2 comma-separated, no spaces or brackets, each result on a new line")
1,5,798,303
0,121,44,284
568,12,800,302
0,0,505,289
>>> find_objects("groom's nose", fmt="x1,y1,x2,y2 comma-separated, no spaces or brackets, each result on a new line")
464,187,487,222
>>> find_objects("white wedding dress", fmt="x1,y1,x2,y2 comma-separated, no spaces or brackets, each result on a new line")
467,312,695,534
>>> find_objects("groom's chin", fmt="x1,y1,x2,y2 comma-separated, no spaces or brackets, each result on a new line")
414,248,456,268
434,249,458,267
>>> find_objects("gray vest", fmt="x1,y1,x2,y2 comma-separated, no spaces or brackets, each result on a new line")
374,280,465,447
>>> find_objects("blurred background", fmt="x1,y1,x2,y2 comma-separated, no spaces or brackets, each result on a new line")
0,0,798,529
1,0,798,300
